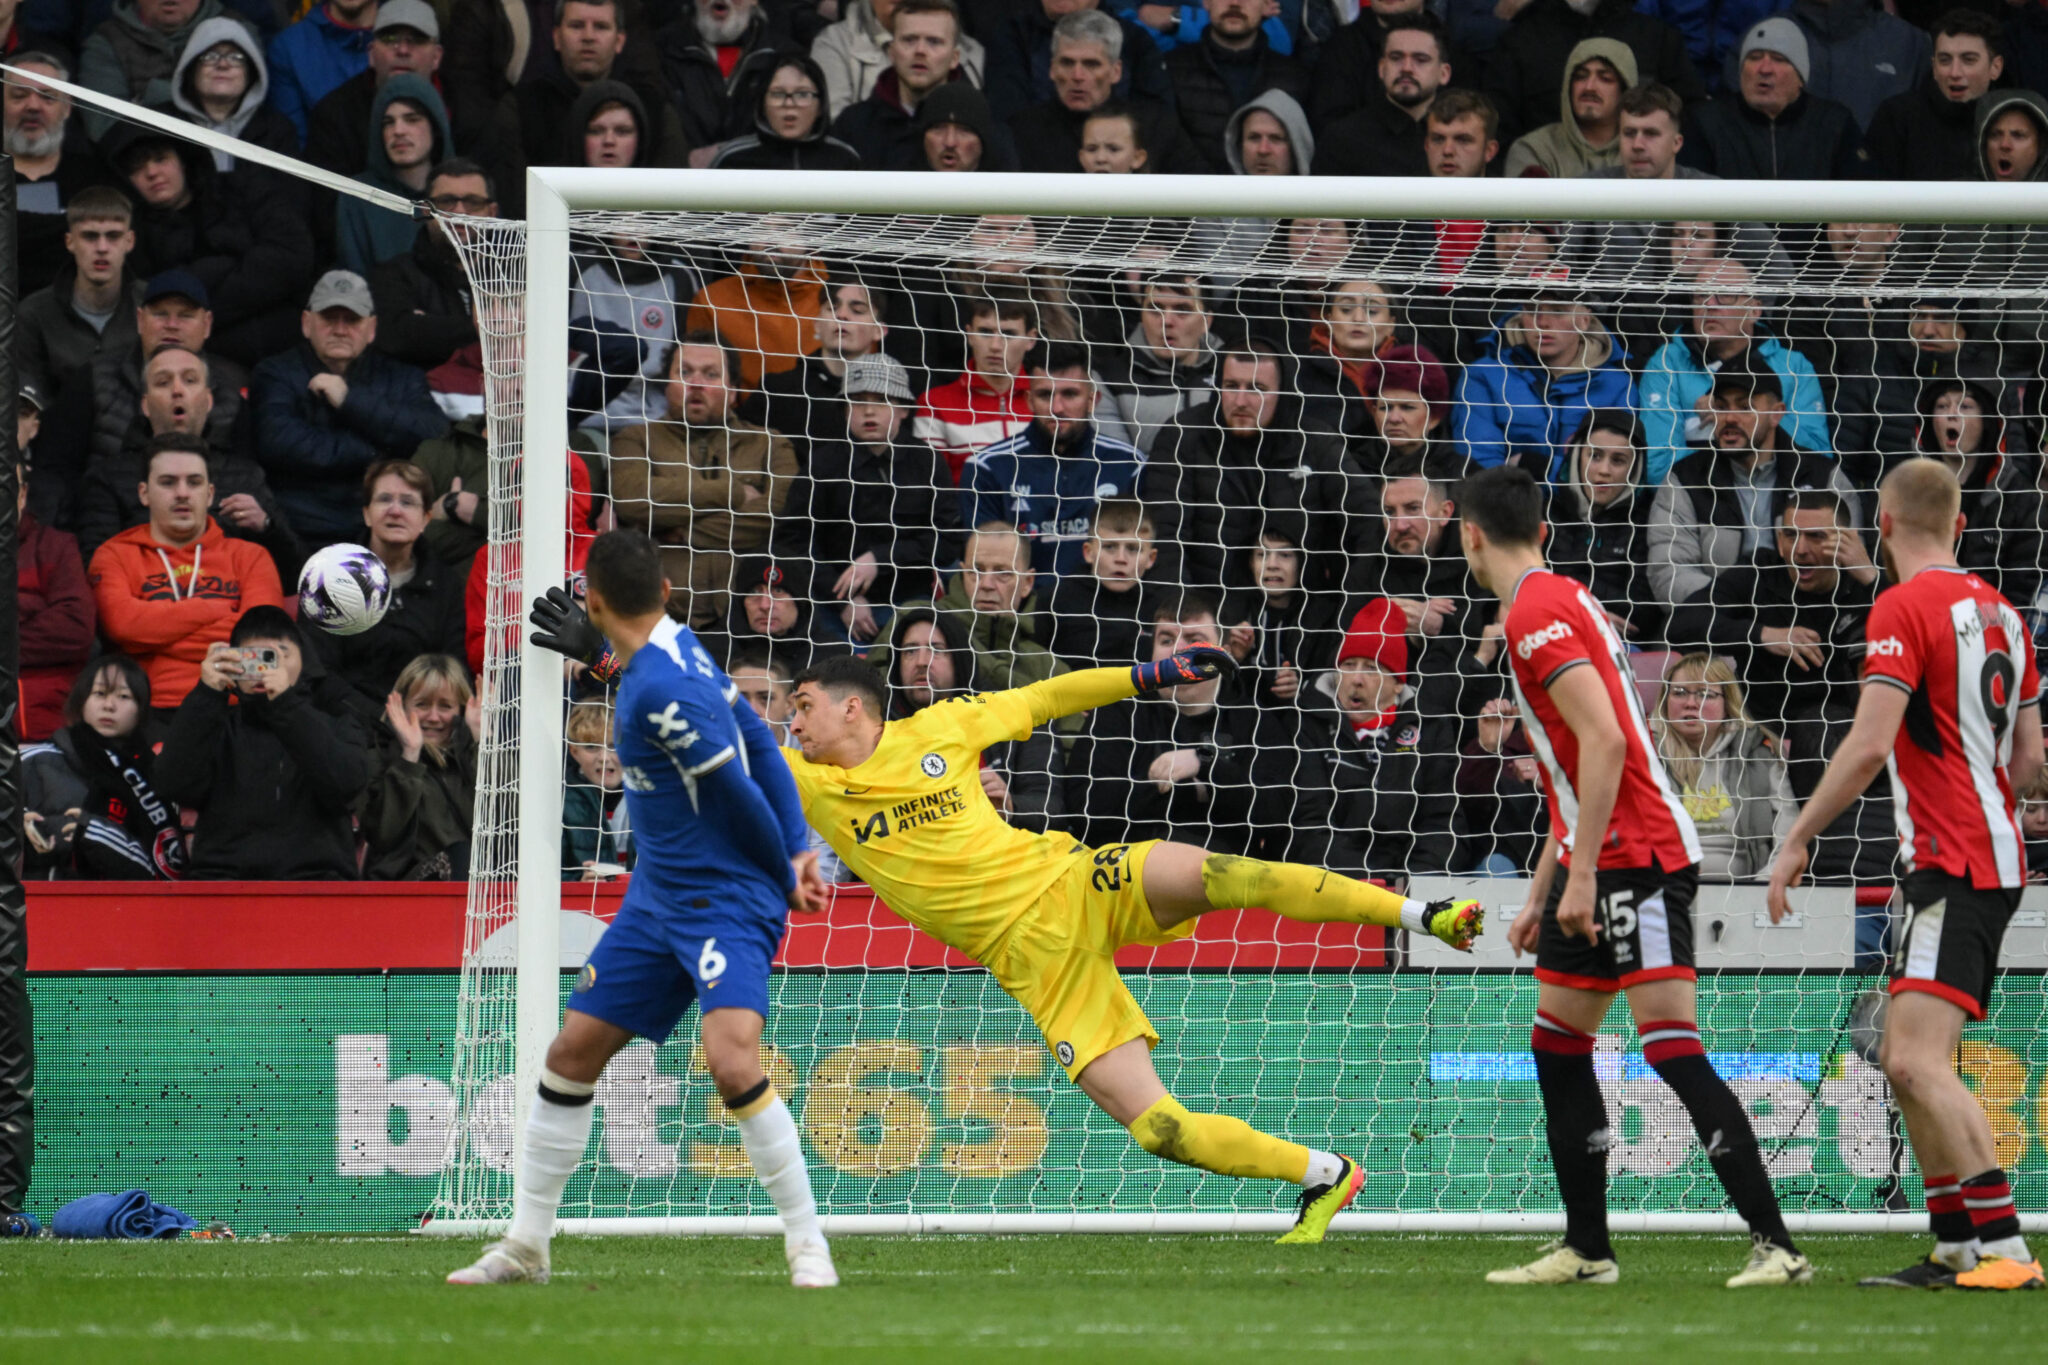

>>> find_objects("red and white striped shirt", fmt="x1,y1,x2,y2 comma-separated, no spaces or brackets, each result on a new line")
1862,565,2041,889
1505,567,1703,872
913,369,1033,482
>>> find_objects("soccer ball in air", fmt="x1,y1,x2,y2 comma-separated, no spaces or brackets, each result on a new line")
298,543,393,636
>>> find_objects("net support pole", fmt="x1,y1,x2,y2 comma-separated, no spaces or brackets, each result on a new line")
510,173,572,1169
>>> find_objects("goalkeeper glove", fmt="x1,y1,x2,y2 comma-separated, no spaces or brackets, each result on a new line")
529,585,623,686
1131,646,1238,695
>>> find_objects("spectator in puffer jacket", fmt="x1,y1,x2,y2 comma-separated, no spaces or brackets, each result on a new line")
22,654,190,881
1503,36,1634,177
812,0,987,118
713,53,865,167
981,0,1174,122
1638,256,1830,485
1544,407,1664,646
86,271,248,481
362,652,479,880
1096,271,1218,456
1865,9,2005,182
1680,17,1865,183
1452,287,1635,479
104,122,316,368
156,604,375,880
1165,0,1307,174
262,0,374,141
335,73,452,275
89,434,289,709
1650,652,1794,882
15,450,97,744
1787,0,1926,131
77,0,257,141
251,270,450,550
167,17,299,170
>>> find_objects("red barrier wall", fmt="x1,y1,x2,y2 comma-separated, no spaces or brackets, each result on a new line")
24,881,1386,971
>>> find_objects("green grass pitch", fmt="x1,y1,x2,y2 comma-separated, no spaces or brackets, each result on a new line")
1,1233,2035,1362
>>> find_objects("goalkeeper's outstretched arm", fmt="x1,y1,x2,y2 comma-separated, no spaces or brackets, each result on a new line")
1012,649,1240,729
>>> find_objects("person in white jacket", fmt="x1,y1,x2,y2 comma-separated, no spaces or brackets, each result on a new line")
812,0,985,117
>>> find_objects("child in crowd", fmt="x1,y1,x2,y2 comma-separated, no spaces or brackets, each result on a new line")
1047,498,1158,668
562,700,632,880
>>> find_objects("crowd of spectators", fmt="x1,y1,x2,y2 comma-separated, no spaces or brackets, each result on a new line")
13,0,2048,890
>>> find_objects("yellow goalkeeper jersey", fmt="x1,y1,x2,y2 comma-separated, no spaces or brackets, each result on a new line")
784,680,1120,963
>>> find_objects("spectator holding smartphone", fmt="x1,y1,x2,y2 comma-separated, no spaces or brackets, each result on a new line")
156,605,375,880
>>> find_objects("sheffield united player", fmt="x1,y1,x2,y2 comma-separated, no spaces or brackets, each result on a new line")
1770,459,2045,1291
1462,466,1810,1289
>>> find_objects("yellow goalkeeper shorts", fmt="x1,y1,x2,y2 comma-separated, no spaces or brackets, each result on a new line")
987,840,1194,1081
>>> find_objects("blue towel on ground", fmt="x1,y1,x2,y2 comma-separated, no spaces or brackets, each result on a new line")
52,1190,197,1239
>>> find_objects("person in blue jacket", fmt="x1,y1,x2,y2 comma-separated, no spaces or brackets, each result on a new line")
962,341,1142,581
1639,256,1830,486
263,0,377,141
1452,287,1635,483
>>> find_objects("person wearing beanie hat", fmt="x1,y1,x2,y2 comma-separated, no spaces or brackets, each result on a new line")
1682,14,1863,183
1307,595,1458,881
1369,341,1460,474
916,80,1009,169
706,552,852,674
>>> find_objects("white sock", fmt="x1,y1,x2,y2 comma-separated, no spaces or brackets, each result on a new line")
1398,900,1433,933
1934,1239,1981,1271
1302,1148,1344,1188
506,1072,597,1252
1981,1234,2031,1262
735,1092,823,1251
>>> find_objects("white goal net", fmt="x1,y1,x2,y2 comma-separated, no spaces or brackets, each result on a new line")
428,171,2048,1235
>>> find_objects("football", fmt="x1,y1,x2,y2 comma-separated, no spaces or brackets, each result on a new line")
297,543,393,636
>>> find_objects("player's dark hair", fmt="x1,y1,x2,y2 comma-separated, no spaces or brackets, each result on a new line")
585,530,669,616
794,653,889,717
231,603,306,652
1458,465,1542,547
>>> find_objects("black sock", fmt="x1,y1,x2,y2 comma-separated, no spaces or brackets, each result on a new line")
1639,1020,1796,1254
1962,1169,2023,1246
1533,1011,1614,1262
1924,1173,1974,1246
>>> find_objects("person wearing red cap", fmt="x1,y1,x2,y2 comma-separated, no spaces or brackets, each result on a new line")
1310,596,1458,881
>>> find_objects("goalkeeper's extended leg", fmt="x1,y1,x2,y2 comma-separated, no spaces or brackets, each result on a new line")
448,1011,632,1286
1148,844,1482,951
1078,1039,1361,1245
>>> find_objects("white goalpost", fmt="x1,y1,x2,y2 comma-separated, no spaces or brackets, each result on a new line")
421,166,2048,1237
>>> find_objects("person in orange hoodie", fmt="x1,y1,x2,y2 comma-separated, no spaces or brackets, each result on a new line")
686,240,825,389
89,433,290,716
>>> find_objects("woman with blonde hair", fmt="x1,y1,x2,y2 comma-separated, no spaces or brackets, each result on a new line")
362,654,480,880
1652,653,1795,882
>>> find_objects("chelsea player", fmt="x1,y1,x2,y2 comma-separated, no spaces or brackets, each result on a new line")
449,532,836,1289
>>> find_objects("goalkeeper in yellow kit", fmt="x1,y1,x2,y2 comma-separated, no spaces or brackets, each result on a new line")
780,647,1482,1242
530,586,1481,1241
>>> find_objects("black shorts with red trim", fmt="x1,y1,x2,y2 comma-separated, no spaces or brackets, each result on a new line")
1535,862,1698,991
1891,870,2021,1020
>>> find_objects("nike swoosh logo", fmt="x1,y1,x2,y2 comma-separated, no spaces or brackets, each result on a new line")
844,785,872,795
1576,1267,1606,1279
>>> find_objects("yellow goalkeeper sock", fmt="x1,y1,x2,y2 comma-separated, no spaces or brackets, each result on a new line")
1127,1095,1311,1183
1200,854,1420,930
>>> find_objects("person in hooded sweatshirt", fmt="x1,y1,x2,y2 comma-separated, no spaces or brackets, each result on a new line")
1453,286,1636,477
1193,88,1315,271
1502,36,1635,176
1956,88,2048,369
103,123,314,369
155,603,375,880
76,0,259,141
335,72,451,276
1164,0,1307,175
712,53,864,167
167,17,299,163
1914,373,2046,611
